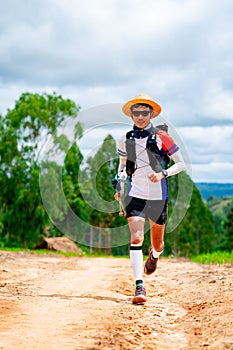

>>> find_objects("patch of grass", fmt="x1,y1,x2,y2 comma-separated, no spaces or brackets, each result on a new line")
0,247,129,258
0,247,82,257
0,247,25,253
190,250,233,265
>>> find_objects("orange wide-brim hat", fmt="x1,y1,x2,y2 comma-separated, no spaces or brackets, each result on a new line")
122,93,162,118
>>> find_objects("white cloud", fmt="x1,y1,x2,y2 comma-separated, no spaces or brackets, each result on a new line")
0,0,233,183
177,125,233,182
178,125,233,162
203,82,233,121
192,162,233,183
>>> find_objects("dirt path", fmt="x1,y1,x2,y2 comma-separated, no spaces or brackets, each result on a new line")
0,251,232,350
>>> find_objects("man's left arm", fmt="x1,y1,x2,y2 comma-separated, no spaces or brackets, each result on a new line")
165,150,186,177
148,150,186,182
148,131,186,182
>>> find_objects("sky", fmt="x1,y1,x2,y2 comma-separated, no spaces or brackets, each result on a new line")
0,0,233,183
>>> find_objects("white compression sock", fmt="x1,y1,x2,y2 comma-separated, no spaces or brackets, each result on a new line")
152,248,164,259
130,244,143,281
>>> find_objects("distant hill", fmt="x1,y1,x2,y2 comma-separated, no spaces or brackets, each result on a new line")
195,183,233,200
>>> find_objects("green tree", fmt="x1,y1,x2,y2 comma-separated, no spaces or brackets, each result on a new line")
83,134,129,253
62,143,89,235
0,92,81,247
225,205,233,250
206,196,233,250
164,174,215,257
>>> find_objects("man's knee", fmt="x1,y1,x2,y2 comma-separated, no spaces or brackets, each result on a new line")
131,235,144,245
131,228,144,244
128,217,145,244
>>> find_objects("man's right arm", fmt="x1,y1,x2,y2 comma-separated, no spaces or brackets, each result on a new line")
114,135,127,201
114,156,127,201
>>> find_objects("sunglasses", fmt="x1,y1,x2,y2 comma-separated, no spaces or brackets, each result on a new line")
131,110,151,117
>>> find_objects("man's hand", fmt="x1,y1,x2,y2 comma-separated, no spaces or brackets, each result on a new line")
114,190,124,201
147,171,164,183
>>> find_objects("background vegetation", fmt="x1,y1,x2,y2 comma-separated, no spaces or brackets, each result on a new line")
0,93,232,259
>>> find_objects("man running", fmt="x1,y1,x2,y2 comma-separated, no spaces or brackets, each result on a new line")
114,93,186,304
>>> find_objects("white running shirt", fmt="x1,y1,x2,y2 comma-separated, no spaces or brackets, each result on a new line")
117,126,184,200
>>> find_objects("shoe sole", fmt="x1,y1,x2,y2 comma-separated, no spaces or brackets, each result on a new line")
132,295,147,304
144,246,157,275
144,265,156,275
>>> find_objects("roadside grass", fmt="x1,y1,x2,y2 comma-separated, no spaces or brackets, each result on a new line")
2,247,232,264
0,247,82,257
0,247,129,258
190,250,233,265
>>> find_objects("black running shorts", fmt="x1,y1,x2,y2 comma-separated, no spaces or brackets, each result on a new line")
125,196,168,225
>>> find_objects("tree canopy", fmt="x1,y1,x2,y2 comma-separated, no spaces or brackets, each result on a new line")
0,92,80,247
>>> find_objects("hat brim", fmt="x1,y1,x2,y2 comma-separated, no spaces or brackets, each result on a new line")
122,98,162,118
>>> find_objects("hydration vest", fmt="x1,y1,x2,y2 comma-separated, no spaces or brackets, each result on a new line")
125,124,171,176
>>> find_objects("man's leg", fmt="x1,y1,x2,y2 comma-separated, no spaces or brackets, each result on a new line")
128,216,147,304
144,221,165,275
149,220,165,255
128,216,145,282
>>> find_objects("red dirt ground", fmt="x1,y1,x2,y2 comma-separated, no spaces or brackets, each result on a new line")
0,251,232,350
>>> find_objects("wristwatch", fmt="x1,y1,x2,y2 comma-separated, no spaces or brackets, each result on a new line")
162,169,168,178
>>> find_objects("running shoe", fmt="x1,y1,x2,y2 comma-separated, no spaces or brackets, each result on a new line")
144,247,158,275
132,285,147,304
